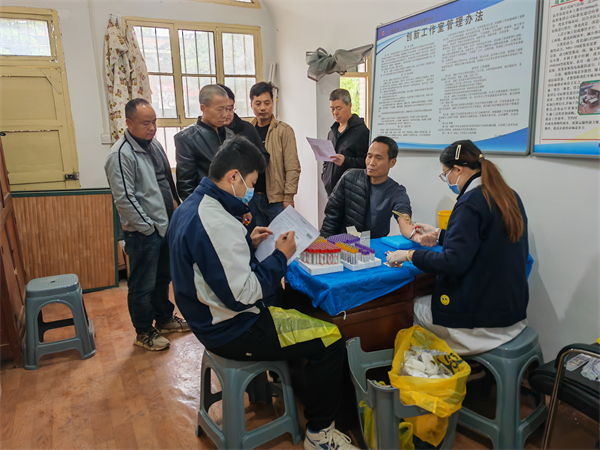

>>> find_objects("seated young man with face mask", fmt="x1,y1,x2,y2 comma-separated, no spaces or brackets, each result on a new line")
321,136,436,245
168,137,360,450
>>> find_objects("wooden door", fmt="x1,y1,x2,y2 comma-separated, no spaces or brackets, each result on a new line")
0,7,80,191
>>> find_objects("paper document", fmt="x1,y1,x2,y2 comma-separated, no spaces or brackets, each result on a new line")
255,206,320,265
306,137,336,161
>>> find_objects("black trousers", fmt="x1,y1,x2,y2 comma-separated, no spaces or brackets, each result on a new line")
207,310,346,431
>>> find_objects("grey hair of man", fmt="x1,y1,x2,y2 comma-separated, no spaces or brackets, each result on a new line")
199,84,228,107
329,88,352,105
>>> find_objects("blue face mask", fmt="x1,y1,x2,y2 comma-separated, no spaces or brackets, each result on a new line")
445,169,461,194
232,173,254,204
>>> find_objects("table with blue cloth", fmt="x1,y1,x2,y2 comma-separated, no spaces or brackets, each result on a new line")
284,237,534,352
286,238,440,316
283,237,439,352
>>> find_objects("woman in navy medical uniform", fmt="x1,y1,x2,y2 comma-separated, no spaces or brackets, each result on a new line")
387,140,529,355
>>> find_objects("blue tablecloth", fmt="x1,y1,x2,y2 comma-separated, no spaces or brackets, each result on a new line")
286,238,442,316
286,238,534,316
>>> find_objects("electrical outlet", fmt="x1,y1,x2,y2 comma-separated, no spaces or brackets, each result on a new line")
101,133,112,144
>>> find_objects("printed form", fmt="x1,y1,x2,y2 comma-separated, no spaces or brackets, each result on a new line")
306,137,337,161
255,206,319,264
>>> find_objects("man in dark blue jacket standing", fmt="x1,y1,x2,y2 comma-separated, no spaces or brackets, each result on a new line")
169,137,358,450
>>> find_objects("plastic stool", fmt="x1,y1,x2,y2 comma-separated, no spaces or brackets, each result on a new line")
196,350,302,449
24,274,96,370
347,338,459,449
458,326,548,449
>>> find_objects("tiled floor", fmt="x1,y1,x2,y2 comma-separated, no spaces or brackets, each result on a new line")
1,282,598,449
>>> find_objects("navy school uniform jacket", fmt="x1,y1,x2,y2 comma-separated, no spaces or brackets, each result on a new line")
412,175,529,329
168,177,288,349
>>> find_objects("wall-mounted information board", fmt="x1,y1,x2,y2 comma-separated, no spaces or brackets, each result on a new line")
533,0,600,157
371,0,539,154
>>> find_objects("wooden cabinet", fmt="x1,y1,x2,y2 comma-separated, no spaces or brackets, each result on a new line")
0,136,26,366
283,273,435,352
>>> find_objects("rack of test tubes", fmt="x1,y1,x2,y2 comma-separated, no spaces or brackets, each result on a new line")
327,234,381,271
297,235,381,276
297,237,344,276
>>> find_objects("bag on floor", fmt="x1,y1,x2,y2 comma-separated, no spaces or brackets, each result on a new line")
268,307,341,348
388,325,470,446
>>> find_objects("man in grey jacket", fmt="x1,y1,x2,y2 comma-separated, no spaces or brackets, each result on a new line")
105,98,190,351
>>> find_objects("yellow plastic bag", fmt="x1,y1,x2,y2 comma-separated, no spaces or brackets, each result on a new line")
398,422,415,450
268,307,342,348
388,325,470,446
358,401,376,449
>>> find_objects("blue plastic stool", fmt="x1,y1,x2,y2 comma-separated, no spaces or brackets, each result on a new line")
347,338,459,450
458,326,548,449
24,274,96,370
196,350,302,449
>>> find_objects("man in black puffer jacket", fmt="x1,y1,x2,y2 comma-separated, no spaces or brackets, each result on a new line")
321,136,434,245
321,89,370,196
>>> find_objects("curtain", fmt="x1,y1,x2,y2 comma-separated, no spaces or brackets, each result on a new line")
104,18,151,143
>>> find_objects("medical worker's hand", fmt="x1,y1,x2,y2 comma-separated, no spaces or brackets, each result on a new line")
413,232,437,247
387,250,409,267
251,227,272,249
242,212,253,226
276,231,296,259
414,222,437,234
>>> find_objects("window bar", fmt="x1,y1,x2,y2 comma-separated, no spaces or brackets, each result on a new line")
158,75,165,117
184,77,190,119
180,30,188,74
230,33,235,75
194,31,200,74
154,27,160,73
243,34,250,74
208,33,214,75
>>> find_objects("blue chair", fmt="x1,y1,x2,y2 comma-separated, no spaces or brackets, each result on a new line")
347,337,459,449
196,350,302,449
24,274,96,370
458,326,548,449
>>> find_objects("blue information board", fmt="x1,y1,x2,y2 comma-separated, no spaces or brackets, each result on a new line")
371,0,540,154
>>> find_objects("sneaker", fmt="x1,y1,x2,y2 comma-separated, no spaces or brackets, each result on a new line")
155,315,191,334
304,422,358,450
134,328,170,351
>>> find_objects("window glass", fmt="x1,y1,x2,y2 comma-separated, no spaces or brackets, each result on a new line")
0,18,51,56
222,33,255,76
179,30,216,75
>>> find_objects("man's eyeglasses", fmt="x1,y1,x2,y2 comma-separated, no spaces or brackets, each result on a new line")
439,167,453,182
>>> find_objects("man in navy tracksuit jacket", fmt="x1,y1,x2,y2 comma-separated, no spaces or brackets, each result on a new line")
168,138,357,450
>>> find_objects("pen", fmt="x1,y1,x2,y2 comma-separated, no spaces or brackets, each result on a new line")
283,233,289,241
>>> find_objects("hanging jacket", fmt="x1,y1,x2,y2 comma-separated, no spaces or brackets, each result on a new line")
174,118,235,201
321,114,370,196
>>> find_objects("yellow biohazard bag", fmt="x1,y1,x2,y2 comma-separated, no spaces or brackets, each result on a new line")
358,401,376,450
268,307,341,348
358,401,415,450
398,422,415,450
388,325,470,446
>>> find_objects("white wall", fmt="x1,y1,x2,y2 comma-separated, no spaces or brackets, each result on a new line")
6,0,277,188
264,0,600,360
